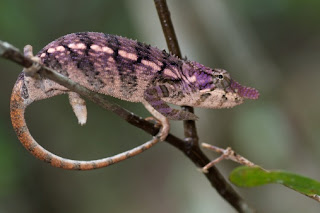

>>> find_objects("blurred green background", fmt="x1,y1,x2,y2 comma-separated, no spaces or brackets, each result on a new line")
0,0,320,212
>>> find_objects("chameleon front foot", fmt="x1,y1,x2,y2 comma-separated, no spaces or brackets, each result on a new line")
143,101,170,141
146,115,169,141
157,118,170,141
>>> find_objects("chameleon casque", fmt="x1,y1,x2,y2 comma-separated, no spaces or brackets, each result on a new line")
10,32,259,170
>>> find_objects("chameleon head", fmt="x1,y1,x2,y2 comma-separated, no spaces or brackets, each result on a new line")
10,72,67,157
11,73,39,109
11,72,67,107
11,71,87,128
10,72,102,170
10,73,53,167
193,68,259,109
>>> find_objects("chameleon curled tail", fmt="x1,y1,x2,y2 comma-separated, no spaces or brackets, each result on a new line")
10,77,160,170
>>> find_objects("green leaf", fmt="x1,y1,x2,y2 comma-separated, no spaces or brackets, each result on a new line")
230,166,320,202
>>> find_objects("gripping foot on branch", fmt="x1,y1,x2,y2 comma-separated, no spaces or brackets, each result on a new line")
143,101,170,141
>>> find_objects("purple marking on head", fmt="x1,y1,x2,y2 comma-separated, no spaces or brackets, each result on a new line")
196,72,210,83
230,80,259,99
192,68,213,89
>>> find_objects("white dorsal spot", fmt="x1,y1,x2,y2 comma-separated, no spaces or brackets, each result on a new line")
47,48,56,53
56,46,65,52
141,59,161,71
102,46,113,54
119,50,138,61
68,43,86,50
90,44,102,51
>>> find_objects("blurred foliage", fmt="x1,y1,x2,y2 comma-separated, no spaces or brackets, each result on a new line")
0,122,19,195
0,0,319,212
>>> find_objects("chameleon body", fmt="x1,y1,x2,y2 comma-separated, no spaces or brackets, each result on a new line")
10,32,259,170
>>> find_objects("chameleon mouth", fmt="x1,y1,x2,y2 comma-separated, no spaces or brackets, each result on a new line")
230,79,259,100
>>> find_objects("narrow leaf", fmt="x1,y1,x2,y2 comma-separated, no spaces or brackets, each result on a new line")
230,166,320,202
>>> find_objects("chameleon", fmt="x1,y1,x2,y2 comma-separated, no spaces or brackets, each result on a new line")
10,32,259,170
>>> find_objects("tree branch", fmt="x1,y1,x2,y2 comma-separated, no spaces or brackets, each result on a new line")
153,1,254,212
1,27,253,213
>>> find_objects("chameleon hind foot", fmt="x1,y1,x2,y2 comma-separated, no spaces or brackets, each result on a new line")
68,92,88,125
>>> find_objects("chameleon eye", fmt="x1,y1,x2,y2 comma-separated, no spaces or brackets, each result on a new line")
213,73,231,88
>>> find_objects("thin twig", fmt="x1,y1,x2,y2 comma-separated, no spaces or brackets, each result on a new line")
153,1,254,212
201,143,256,173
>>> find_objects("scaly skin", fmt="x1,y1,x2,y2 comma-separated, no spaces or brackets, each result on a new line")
10,32,259,170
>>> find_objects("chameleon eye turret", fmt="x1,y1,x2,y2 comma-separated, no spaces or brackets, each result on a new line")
212,69,231,89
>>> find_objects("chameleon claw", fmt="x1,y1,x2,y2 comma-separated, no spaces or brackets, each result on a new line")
145,116,157,122
158,121,170,141
145,116,161,128
146,116,169,141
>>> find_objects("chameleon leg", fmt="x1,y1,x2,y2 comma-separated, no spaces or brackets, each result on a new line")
144,87,198,120
143,101,170,141
68,92,87,125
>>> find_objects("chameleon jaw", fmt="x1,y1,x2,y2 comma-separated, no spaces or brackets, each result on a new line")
194,79,259,109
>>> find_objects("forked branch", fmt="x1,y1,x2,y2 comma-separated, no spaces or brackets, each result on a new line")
154,0,254,212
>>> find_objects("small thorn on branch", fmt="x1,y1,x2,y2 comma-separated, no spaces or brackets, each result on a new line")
201,143,256,173
23,45,42,77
